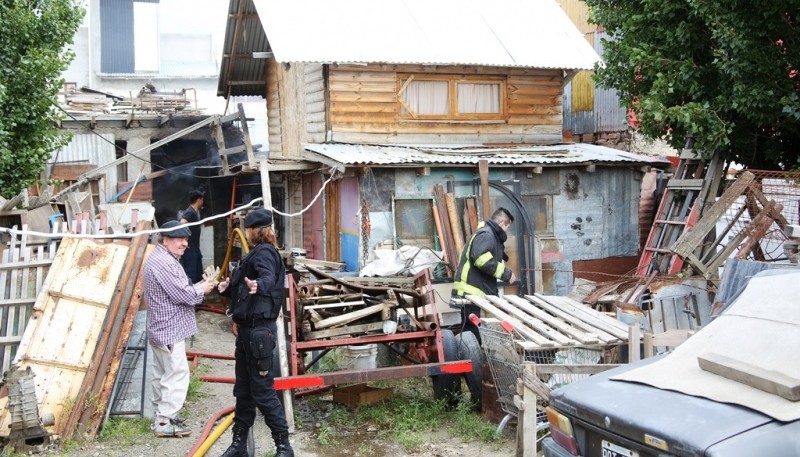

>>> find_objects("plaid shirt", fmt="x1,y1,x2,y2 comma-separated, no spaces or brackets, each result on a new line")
144,244,204,347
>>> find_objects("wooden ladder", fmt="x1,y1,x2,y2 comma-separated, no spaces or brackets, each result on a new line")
636,146,721,276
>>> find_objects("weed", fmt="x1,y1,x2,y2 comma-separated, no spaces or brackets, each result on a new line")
449,400,500,443
187,363,208,401
396,429,425,451
355,441,375,456
316,421,338,447
97,417,152,447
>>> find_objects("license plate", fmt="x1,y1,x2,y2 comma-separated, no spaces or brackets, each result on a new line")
602,440,639,457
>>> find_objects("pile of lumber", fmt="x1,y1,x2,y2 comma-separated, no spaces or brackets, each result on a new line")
432,184,479,276
296,266,425,341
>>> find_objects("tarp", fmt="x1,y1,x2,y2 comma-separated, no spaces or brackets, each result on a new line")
612,270,800,421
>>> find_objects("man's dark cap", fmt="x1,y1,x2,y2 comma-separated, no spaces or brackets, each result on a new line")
161,220,191,238
245,208,273,228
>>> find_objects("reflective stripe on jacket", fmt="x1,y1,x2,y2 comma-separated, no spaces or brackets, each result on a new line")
452,219,511,298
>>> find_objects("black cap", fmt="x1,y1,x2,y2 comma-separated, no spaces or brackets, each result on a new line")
161,220,191,238
244,208,273,228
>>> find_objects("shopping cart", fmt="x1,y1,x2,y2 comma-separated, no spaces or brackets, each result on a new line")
479,320,550,436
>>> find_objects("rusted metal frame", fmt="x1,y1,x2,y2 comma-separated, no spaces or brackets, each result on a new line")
734,200,784,260
741,191,770,260
273,361,473,390
294,329,438,351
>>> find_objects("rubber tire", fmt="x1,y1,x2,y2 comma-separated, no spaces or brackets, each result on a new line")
431,328,462,409
456,331,483,411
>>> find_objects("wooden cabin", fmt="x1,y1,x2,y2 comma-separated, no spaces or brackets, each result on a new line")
219,0,669,293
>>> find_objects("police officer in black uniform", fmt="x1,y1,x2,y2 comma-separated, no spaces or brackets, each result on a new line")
217,208,294,457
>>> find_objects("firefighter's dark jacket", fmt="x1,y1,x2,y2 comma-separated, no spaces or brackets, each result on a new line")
452,219,512,298
222,243,285,320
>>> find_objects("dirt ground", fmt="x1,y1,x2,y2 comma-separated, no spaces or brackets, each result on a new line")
57,309,518,457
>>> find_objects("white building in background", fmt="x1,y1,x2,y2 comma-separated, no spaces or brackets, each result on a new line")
61,0,266,135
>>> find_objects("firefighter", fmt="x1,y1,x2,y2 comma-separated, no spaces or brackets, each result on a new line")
450,207,518,341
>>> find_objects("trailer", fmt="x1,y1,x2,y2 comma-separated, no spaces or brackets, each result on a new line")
272,266,475,402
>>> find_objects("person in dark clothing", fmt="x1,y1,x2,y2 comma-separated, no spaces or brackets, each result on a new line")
180,189,205,283
450,207,518,341
217,208,294,457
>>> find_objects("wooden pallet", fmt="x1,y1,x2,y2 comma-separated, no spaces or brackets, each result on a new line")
468,293,630,349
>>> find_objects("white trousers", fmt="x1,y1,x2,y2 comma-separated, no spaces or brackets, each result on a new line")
151,340,190,421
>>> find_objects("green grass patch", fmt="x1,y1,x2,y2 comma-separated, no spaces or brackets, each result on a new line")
97,417,153,447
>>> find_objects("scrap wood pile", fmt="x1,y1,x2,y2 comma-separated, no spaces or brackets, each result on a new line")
431,184,480,277
295,266,431,341
61,84,200,115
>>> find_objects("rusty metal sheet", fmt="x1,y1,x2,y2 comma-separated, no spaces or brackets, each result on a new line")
0,237,130,437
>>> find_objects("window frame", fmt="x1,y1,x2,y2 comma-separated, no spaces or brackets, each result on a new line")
397,74,507,122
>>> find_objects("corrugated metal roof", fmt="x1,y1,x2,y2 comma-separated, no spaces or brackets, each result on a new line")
218,0,270,97
251,0,601,70
303,142,670,168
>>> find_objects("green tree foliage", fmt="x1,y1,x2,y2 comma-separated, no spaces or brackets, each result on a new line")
586,0,800,169
0,0,84,198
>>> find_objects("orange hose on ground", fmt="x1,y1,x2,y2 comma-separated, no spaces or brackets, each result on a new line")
186,405,235,457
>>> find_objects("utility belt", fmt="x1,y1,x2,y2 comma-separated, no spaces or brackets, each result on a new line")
232,313,273,328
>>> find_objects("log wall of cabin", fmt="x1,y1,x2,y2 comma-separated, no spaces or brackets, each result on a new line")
327,64,565,145
266,59,282,156
304,63,327,144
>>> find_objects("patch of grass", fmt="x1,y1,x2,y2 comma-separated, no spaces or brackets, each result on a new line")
449,400,501,443
97,417,153,446
355,441,376,456
316,421,338,447
187,363,209,401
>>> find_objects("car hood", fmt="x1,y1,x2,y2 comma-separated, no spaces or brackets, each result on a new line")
549,358,775,454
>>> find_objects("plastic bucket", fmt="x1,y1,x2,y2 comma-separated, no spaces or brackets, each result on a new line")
341,344,378,370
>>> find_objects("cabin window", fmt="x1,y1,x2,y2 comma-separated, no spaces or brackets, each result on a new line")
398,75,506,121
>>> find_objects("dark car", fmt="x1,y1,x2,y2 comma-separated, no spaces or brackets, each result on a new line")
541,355,800,457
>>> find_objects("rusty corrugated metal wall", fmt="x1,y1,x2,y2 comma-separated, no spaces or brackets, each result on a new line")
558,0,628,135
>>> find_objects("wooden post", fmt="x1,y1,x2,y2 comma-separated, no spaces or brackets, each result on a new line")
276,308,295,433
479,159,491,220
628,325,641,362
515,363,539,457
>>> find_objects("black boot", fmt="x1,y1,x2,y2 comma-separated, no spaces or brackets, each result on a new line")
220,425,249,457
273,432,294,457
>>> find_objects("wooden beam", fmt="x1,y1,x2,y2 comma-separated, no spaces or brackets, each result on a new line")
479,159,490,220
698,352,800,401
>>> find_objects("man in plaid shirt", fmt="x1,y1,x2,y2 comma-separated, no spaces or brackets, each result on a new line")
145,220,215,437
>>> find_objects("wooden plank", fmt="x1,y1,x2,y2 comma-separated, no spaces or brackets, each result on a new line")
313,303,389,330
544,295,631,336
698,352,800,401
303,321,386,340
486,296,576,346
468,296,554,347
671,172,755,256
504,295,600,344
523,295,620,343
445,193,464,255
628,325,641,362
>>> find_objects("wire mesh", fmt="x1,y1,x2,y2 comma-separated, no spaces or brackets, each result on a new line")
481,323,619,425
721,170,800,261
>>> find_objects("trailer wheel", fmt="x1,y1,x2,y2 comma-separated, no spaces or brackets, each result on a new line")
431,329,461,408
456,331,483,410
